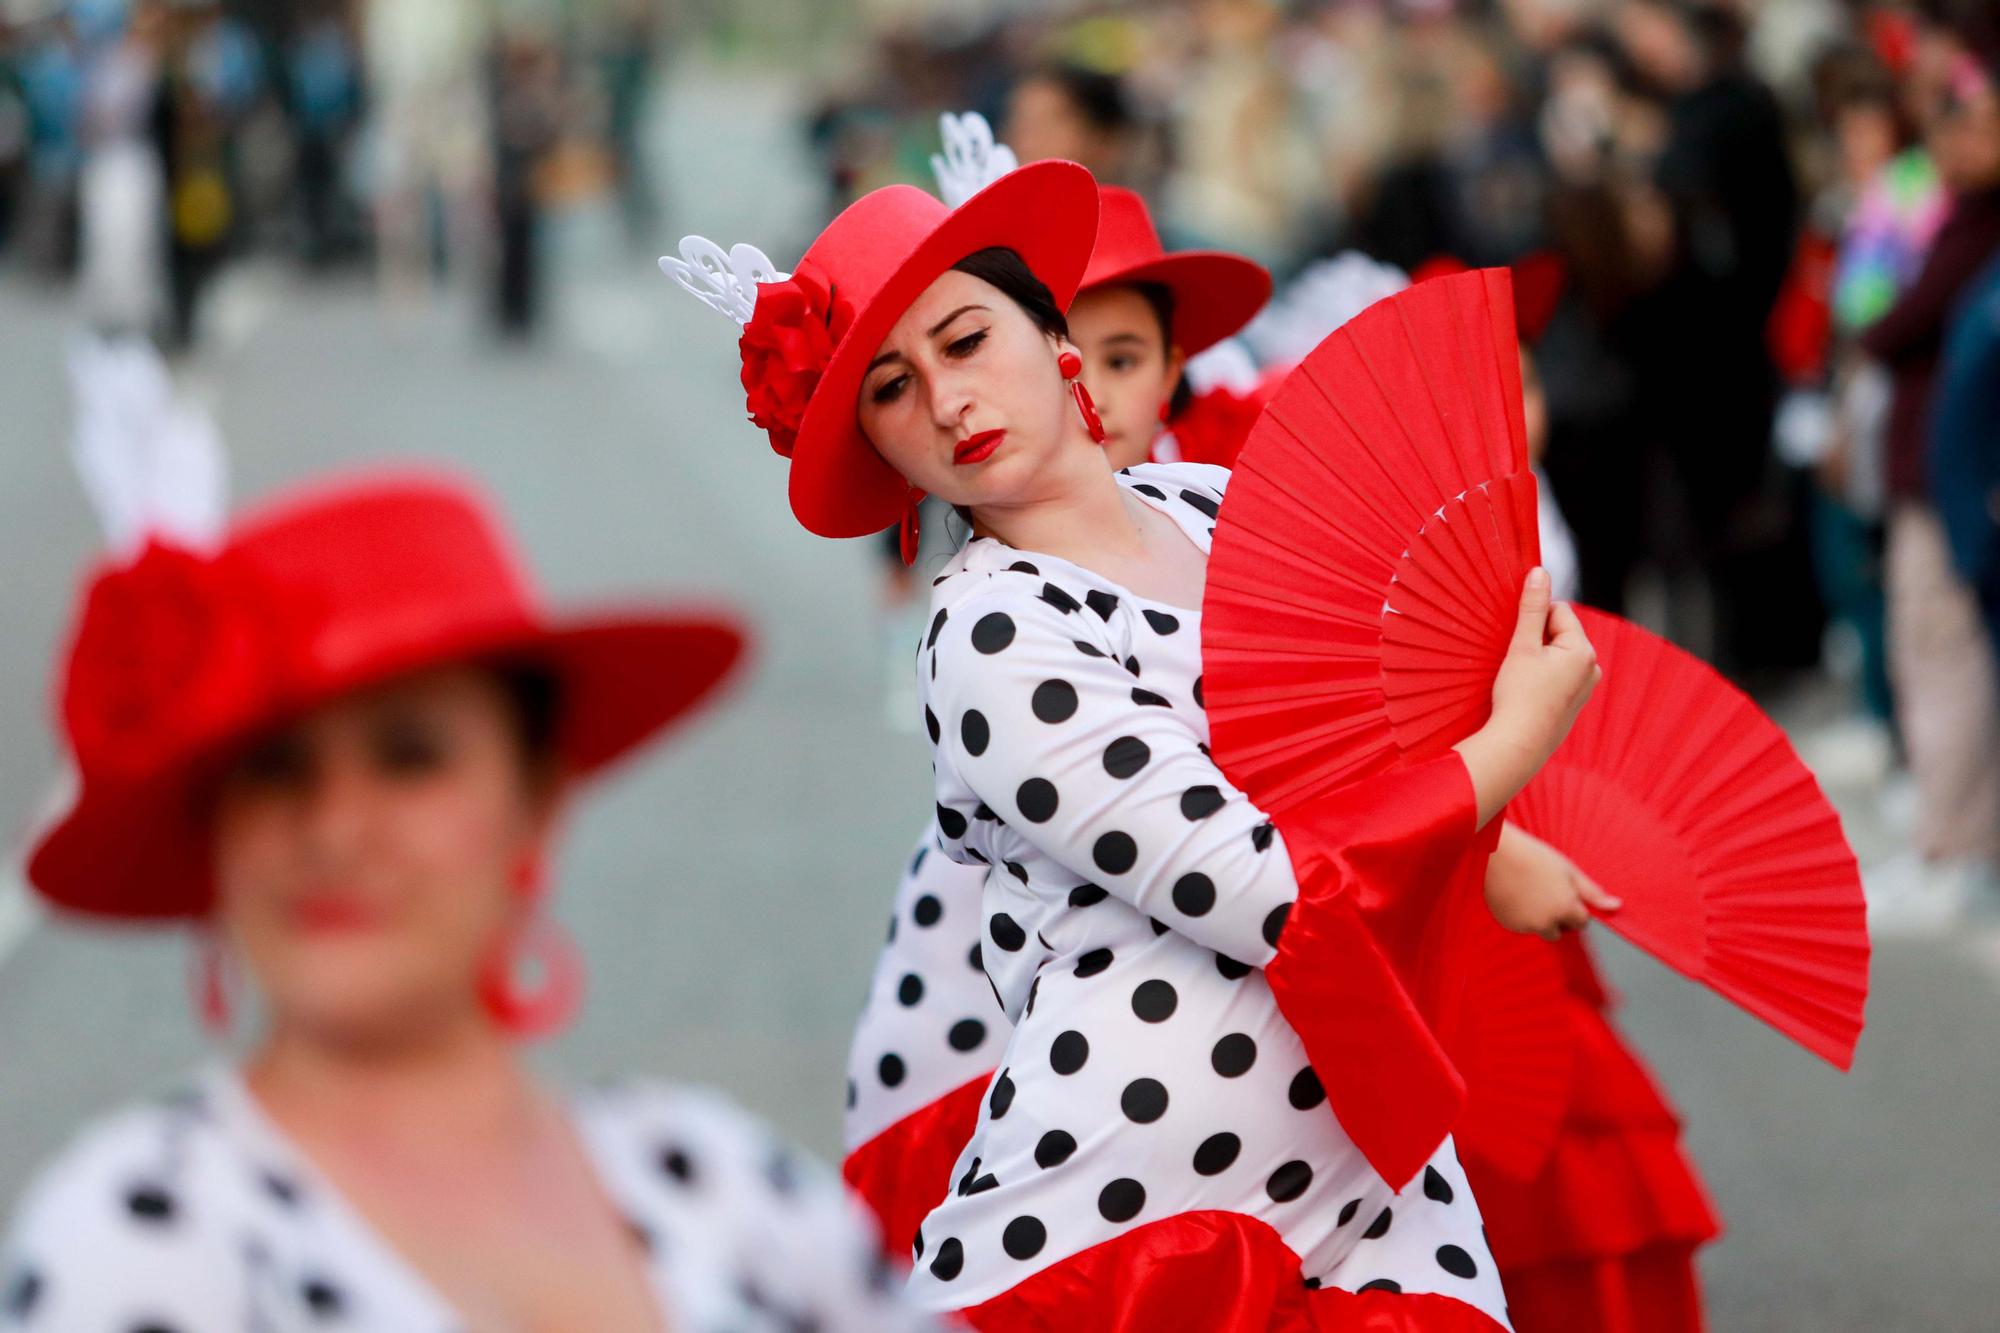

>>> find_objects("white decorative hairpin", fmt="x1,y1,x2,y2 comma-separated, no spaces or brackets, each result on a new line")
657,236,788,327
67,333,226,558
931,111,1018,208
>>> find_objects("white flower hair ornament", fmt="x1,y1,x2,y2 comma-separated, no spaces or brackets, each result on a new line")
67,333,226,559
657,236,789,328
931,110,1018,208
658,235,839,460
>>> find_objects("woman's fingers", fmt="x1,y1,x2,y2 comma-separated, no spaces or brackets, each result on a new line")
1509,567,1553,654
1576,873,1623,914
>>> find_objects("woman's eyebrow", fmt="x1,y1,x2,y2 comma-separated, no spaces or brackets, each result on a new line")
928,304,990,337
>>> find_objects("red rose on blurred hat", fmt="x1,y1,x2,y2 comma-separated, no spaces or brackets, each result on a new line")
62,541,276,780
738,269,837,458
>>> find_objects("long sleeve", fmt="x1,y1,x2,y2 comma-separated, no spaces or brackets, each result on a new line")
924,577,1493,1185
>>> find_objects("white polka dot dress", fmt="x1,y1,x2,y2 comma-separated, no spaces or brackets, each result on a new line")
0,1068,931,1332
902,463,1512,1326
843,826,1010,1251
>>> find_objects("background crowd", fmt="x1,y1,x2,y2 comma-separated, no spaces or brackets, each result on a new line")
1,2,1996,1328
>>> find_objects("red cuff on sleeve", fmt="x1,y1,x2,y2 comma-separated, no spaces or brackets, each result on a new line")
1264,755,1495,1189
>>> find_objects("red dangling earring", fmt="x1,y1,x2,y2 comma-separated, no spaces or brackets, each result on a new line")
478,853,585,1040
1057,350,1106,444
477,915,585,1040
899,490,925,566
193,928,232,1037
1158,398,1173,424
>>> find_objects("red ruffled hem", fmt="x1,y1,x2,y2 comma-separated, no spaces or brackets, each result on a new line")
1498,1244,1707,1333
1465,1002,1720,1268
956,1210,1507,1333
843,1072,990,1261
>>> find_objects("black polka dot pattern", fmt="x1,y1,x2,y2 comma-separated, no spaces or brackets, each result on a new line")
896,469,1510,1323
1210,1033,1257,1077
1050,1030,1090,1074
1002,1216,1047,1260
971,613,1016,654
1120,1079,1168,1123
1097,1178,1146,1223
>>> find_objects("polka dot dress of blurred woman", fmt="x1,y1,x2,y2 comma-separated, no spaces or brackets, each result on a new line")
0,337,935,1333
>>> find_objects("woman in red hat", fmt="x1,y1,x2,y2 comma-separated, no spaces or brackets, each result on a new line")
666,157,1602,1329
835,126,1279,1266
2,363,926,1332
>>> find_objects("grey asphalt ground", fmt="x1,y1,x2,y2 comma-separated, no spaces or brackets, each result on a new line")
0,61,1994,1333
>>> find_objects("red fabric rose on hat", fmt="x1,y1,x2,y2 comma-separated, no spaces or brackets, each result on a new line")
62,541,278,780
737,267,837,459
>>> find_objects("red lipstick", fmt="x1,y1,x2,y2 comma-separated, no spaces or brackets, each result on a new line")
290,896,383,934
954,429,1006,466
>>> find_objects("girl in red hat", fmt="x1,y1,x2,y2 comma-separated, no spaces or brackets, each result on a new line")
1,340,927,1332
666,153,1602,1329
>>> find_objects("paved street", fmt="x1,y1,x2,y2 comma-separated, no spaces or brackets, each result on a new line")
0,60,1995,1333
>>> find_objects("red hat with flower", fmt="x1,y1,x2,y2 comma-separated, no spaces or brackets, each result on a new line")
26,339,747,921
661,149,1099,540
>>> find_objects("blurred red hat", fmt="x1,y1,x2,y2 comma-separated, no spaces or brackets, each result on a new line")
1079,186,1273,357
27,473,747,921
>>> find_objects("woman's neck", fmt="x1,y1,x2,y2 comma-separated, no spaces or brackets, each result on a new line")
970,444,1148,565
245,1009,547,1152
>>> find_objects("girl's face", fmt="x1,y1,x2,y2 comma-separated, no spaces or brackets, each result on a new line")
1067,285,1185,471
209,667,562,1046
857,267,1095,506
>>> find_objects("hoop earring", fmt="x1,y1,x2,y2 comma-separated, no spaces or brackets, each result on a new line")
1056,350,1107,444
192,928,232,1037
477,914,585,1040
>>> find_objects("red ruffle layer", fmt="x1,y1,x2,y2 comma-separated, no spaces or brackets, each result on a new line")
958,1210,1509,1333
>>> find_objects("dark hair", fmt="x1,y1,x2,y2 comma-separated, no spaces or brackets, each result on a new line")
490,661,565,772
1131,282,1195,421
951,247,1068,339
1028,63,1133,136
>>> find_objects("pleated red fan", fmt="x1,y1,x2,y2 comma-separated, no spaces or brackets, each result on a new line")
1204,268,1539,812
1508,608,1870,1069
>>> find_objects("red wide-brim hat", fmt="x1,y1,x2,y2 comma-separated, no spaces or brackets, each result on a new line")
780,161,1100,538
1077,186,1272,358
25,472,748,921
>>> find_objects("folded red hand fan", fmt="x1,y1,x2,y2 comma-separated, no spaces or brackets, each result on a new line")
1508,608,1870,1069
1204,268,1539,811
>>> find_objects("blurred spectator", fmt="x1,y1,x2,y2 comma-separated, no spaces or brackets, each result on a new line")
362,0,494,306
1931,247,2000,670
155,0,262,348
1860,15,2000,912
1616,0,1812,676
75,0,165,337
286,0,364,269
1003,59,1136,184
489,22,563,338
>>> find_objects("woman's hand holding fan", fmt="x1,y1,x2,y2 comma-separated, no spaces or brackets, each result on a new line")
1453,566,1603,830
